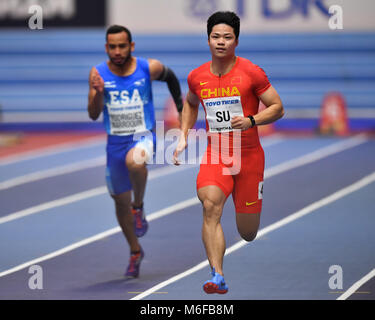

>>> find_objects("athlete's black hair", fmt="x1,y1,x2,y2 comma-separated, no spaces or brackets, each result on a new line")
106,25,132,43
207,11,240,39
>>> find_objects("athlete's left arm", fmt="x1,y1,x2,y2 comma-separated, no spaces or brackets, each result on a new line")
148,59,183,113
255,85,284,125
231,85,284,130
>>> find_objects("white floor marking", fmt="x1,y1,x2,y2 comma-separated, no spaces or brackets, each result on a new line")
0,196,199,278
0,134,285,190
0,135,370,285
0,163,198,225
0,136,106,166
132,171,375,300
337,268,375,300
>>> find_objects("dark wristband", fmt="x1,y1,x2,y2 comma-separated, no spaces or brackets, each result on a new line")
248,115,256,128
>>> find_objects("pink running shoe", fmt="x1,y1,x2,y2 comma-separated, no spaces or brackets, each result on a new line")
132,206,148,237
124,247,144,278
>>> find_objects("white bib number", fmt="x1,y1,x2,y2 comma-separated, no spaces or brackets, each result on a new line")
107,104,146,136
204,96,244,133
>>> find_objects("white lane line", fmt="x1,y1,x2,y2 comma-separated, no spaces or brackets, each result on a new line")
0,163,199,225
2,132,362,192
0,156,105,190
0,197,200,278
260,133,285,148
0,158,200,192
0,134,286,190
0,134,367,225
337,268,375,300
0,186,107,225
132,171,375,300
0,135,369,277
264,133,368,179
0,136,106,166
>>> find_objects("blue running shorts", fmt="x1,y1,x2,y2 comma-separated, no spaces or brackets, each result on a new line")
105,131,155,195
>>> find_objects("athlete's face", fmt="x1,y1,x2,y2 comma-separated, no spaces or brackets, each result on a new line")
106,31,134,66
208,24,238,59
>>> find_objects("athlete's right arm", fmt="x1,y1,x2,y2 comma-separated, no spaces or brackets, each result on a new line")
88,67,104,121
173,89,200,165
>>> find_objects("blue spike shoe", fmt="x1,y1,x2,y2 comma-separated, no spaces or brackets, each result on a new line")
203,267,228,294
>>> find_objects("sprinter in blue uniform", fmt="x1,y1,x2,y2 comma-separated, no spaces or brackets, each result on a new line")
88,25,182,278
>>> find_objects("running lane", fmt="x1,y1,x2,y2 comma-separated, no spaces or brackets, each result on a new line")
0,135,347,216
0,137,373,299
0,136,346,268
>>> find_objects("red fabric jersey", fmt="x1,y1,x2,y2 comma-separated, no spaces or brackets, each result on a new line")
188,56,271,149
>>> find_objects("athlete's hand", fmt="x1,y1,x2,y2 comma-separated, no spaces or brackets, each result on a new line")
91,69,104,93
231,116,252,130
173,134,187,165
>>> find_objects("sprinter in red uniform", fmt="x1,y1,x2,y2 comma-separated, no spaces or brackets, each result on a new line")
173,11,284,294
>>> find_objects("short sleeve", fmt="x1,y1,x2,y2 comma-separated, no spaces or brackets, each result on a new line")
253,65,271,96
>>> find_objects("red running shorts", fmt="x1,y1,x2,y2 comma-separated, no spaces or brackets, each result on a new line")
197,144,265,214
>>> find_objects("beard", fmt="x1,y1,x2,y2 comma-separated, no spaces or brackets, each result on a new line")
110,53,131,67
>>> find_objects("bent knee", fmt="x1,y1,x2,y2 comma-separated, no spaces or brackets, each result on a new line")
202,199,220,213
127,148,149,169
202,199,215,212
111,193,131,208
239,230,258,242
202,199,222,219
126,159,146,172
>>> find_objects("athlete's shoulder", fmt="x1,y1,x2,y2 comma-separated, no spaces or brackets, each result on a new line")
237,57,271,95
93,62,109,80
188,62,210,84
136,56,151,71
237,56,265,73
137,56,149,65
194,61,211,73
95,61,107,72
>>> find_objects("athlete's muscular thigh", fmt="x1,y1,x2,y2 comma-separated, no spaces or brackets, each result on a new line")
197,185,227,221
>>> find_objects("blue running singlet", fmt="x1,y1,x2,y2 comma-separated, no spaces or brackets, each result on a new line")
96,57,155,136
96,58,156,195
